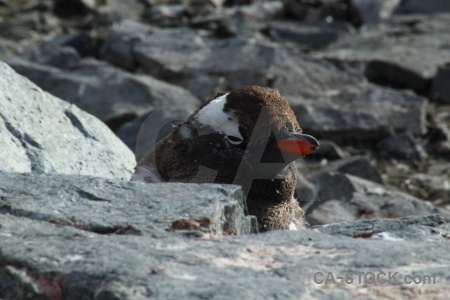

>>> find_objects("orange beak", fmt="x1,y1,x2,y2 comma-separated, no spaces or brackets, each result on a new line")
272,133,319,155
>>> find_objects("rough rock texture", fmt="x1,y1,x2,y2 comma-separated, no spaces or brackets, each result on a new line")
0,172,256,236
0,62,135,179
1,172,450,300
306,172,449,225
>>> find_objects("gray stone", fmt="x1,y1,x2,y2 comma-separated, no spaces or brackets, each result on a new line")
262,20,351,49
394,0,450,15
431,64,450,104
311,214,448,238
296,172,317,205
315,156,383,184
0,61,135,179
4,55,200,125
290,86,427,140
2,192,450,299
0,172,256,235
306,172,450,225
307,140,347,161
377,132,426,161
315,14,450,94
352,0,401,24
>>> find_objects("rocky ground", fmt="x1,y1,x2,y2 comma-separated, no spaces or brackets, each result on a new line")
1,0,450,299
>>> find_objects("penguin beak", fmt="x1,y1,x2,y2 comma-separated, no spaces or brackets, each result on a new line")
271,133,319,155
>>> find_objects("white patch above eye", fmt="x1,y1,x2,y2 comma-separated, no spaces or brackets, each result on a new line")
195,93,243,142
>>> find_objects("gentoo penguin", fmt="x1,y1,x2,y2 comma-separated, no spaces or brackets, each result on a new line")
131,86,319,232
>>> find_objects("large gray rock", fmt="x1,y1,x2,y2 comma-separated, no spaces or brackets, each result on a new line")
1,172,450,300
4,53,200,125
0,61,135,179
0,172,256,235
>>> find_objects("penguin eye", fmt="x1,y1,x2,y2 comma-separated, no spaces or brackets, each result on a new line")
226,135,243,145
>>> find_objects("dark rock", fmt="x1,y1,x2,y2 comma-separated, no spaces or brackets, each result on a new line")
143,4,189,27
315,156,383,184
296,172,317,205
377,132,426,161
291,86,427,141
19,42,81,69
0,61,135,179
394,0,450,15
0,172,256,235
283,0,363,27
315,14,450,94
307,140,347,160
306,172,449,225
54,0,145,20
352,0,400,24
4,55,200,124
53,0,94,17
431,64,450,104
365,59,430,96
433,141,450,158
54,31,103,58
261,20,351,49
99,19,153,71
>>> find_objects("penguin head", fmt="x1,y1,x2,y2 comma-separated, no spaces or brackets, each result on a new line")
186,86,319,169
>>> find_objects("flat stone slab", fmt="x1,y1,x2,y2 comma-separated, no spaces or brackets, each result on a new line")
1,211,450,299
0,172,256,236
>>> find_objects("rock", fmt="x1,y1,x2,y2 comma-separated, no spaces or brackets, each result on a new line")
291,86,427,141
18,42,81,69
311,214,448,238
394,0,450,15
305,172,449,225
0,61,135,179
431,64,450,104
101,23,428,141
315,14,450,95
0,172,256,235
352,0,401,24
283,0,363,27
377,132,426,161
53,0,146,20
433,141,450,158
307,140,347,161
53,31,103,58
116,107,193,160
261,20,351,49
143,4,188,27
2,179,450,299
296,172,317,207
314,156,383,184
99,19,153,71
4,54,200,125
